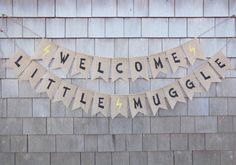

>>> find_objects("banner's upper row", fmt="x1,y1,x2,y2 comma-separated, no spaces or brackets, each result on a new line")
31,38,205,81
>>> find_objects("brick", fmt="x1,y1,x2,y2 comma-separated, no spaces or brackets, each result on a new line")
0,136,10,152
171,134,188,150
228,98,236,115
188,18,214,37
195,117,217,133
0,0,12,16
88,18,105,37
10,136,27,152
74,118,109,134
130,152,148,165
96,153,111,165
77,0,91,16
23,118,46,135
221,151,234,165
105,18,124,37
142,18,168,37
16,153,50,165
56,135,84,152
13,0,37,16
193,151,220,165
0,99,7,117
7,99,32,117
46,18,65,38
110,118,132,134
175,0,203,17
143,134,157,151
206,133,223,150
126,134,142,151
56,0,76,17
204,0,228,16
38,0,55,16
169,18,187,37
189,134,205,150
157,134,170,151
51,153,81,165
84,135,97,152
133,117,150,133
159,102,187,116
149,0,174,16
0,118,22,135
98,135,115,152
134,0,148,16
188,98,209,116
209,98,227,115
218,117,233,132
66,18,87,37
216,78,236,97
124,18,141,37
215,18,235,37
23,18,45,38
33,98,50,117
47,118,73,134
148,151,173,165
174,151,192,165
2,79,18,98
0,153,14,165
181,117,195,133
81,153,95,165
151,117,180,133
28,135,55,152
117,0,133,16
92,0,116,16
112,152,129,165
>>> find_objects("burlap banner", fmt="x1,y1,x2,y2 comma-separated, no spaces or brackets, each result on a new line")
31,39,206,81
7,47,231,118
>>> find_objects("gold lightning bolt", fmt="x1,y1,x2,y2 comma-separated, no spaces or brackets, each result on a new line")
189,47,196,54
115,98,122,109
43,45,51,56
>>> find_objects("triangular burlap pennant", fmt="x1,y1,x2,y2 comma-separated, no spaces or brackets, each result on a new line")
36,72,62,99
91,56,111,82
72,88,94,114
194,63,221,91
7,50,31,77
111,58,129,81
128,93,148,118
110,95,129,118
182,38,206,65
51,47,76,74
146,88,167,115
53,80,77,108
20,61,46,88
32,39,58,65
71,53,93,78
209,51,232,78
148,53,170,78
178,73,203,100
166,46,187,73
91,92,110,117
163,81,186,109
129,57,149,81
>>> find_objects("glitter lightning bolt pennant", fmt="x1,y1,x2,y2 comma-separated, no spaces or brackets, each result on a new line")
111,95,128,118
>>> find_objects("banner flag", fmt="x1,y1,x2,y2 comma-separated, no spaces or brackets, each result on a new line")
51,47,75,74
71,53,93,78
72,88,94,114
209,51,232,78
32,39,58,65
7,50,31,77
111,58,129,81
148,53,170,78
166,46,187,73
53,79,77,107
146,88,167,115
128,93,148,118
130,57,149,81
182,38,206,65
91,56,111,81
20,61,46,88
110,95,129,118
91,92,110,117
163,81,186,109
194,63,221,91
